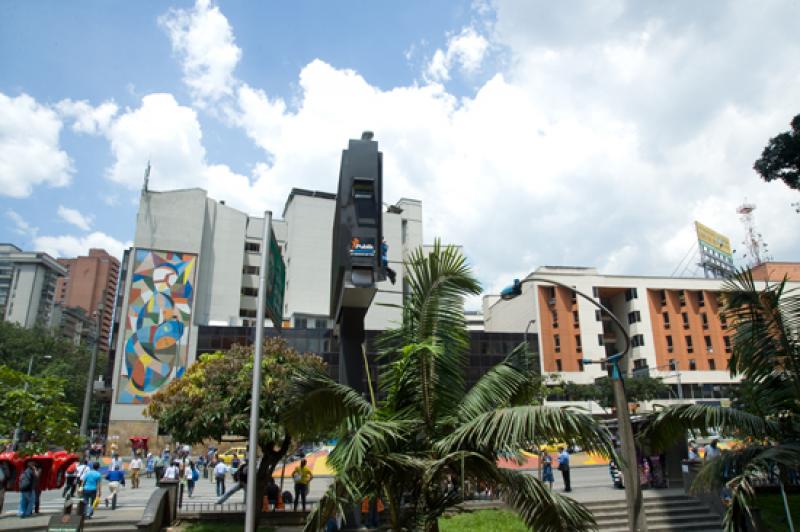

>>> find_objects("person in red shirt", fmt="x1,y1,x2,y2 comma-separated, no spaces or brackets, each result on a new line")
63,462,79,498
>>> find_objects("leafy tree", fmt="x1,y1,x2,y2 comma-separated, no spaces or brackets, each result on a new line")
0,321,107,429
146,338,326,526
754,113,800,191
563,376,668,408
641,270,800,532
0,365,82,455
284,241,616,531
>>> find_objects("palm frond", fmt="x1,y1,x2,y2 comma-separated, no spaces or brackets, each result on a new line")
327,418,415,474
456,345,531,422
639,403,779,451
283,369,373,436
437,405,616,458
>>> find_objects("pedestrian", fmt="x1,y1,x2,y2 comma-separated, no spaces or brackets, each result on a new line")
63,461,79,498
76,459,89,485
216,458,247,504
187,459,198,497
541,453,554,489
381,238,397,284
265,477,280,511
704,439,721,462
145,453,154,478
292,458,313,511
0,460,9,514
557,447,571,492
214,458,227,496
81,462,102,518
33,463,42,513
105,465,125,507
163,460,180,480
198,454,207,479
153,454,165,480
688,445,701,462
17,462,37,517
231,453,240,472
110,452,123,472
130,454,142,489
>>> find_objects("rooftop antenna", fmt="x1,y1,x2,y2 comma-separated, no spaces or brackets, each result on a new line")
143,160,151,192
736,200,772,267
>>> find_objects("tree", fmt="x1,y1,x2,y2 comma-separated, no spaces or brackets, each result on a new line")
0,321,107,429
0,365,82,455
754,113,800,191
641,269,800,532
284,241,616,531
146,338,326,526
563,376,668,408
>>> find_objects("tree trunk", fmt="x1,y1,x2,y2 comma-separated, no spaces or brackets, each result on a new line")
254,435,292,530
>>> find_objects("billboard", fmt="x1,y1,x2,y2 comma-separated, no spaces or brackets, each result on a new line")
117,249,197,404
694,221,734,278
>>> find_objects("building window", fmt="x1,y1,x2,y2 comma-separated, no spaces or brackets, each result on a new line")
708,359,716,370
241,287,258,297
668,358,677,371
682,312,690,329
686,335,693,353
239,308,257,318
705,335,713,352
688,359,697,371
700,312,709,329
679,290,686,306
720,313,728,329
662,311,670,329
575,335,582,352
577,359,584,372
315,318,328,329
659,290,667,306
592,286,600,298
572,310,579,326
666,335,674,352
598,334,604,346
244,242,260,253
627,310,641,324
595,309,602,322
295,318,308,329
555,359,562,372
401,219,408,244
554,334,561,353
631,334,645,347
242,265,260,275
697,291,705,307
625,287,638,301
724,336,732,353
552,310,558,327
571,289,577,305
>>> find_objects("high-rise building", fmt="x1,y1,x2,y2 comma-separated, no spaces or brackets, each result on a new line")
0,244,67,328
55,249,120,352
483,265,800,402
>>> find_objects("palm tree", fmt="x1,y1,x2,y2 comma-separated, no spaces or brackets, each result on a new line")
641,269,800,531
284,241,616,531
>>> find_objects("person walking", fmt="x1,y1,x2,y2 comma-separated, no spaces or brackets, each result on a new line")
292,458,313,511
541,453,554,489
81,462,102,518
129,454,142,489
17,462,37,518
162,460,180,480
213,458,227,496
62,461,79,498
104,465,125,508
0,460,9,514
186,460,198,497
153,454,165,480
704,439,721,462
216,458,247,504
145,453,154,478
557,447,571,492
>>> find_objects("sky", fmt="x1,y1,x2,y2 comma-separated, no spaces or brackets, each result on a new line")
1,0,799,303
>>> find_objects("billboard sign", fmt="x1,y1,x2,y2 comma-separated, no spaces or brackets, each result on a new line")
694,221,734,278
695,221,732,257
265,229,285,329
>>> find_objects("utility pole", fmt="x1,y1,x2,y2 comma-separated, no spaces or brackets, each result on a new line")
80,297,104,439
245,211,272,532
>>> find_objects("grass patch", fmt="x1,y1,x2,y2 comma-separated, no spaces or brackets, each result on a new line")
439,509,527,532
756,493,800,531
181,520,275,532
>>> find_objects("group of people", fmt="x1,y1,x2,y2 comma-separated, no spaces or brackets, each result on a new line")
539,447,572,492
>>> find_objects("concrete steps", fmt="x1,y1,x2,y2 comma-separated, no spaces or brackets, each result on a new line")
583,494,723,532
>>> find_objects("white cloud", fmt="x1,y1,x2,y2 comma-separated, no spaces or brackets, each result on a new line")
159,0,242,107
34,231,130,260
57,205,93,231
6,210,38,238
0,92,73,198
56,99,118,135
425,27,489,82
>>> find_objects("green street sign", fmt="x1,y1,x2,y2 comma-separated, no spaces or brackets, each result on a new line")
265,230,285,329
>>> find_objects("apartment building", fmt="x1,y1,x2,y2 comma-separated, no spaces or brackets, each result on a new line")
0,243,66,328
483,264,800,401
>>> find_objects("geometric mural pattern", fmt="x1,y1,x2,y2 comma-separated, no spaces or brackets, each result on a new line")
117,249,197,404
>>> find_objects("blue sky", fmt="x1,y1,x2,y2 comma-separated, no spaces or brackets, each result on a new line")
1,0,799,295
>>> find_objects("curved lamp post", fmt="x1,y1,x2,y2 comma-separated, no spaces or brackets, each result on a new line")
501,277,647,532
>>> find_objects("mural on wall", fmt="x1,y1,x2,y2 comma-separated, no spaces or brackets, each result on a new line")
117,249,197,404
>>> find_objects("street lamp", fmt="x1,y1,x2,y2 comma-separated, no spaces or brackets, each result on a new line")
502,277,647,532
12,353,53,449
80,297,105,439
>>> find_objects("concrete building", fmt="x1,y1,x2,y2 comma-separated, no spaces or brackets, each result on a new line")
108,187,422,442
0,244,66,328
483,264,800,403
50,304,91,345
55,249,120,352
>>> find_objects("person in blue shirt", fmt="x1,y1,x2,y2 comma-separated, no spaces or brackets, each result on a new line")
540,450,554,490
557,447,571,492
381,239,396,284
104,465,125,508
81,462,102,517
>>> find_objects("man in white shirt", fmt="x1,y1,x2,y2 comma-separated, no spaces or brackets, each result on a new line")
213,461,228,497
162,461,180,480
129,455,143,489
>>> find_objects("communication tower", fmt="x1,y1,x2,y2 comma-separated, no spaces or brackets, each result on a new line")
736,201,771,267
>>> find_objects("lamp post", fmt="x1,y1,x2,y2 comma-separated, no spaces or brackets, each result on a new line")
12,353,52,449
501,277,647,532
80,297,105,439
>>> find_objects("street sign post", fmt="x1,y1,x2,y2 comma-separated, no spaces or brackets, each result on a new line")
265,228,285,330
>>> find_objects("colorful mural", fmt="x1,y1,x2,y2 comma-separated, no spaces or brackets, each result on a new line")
117,249,197,404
